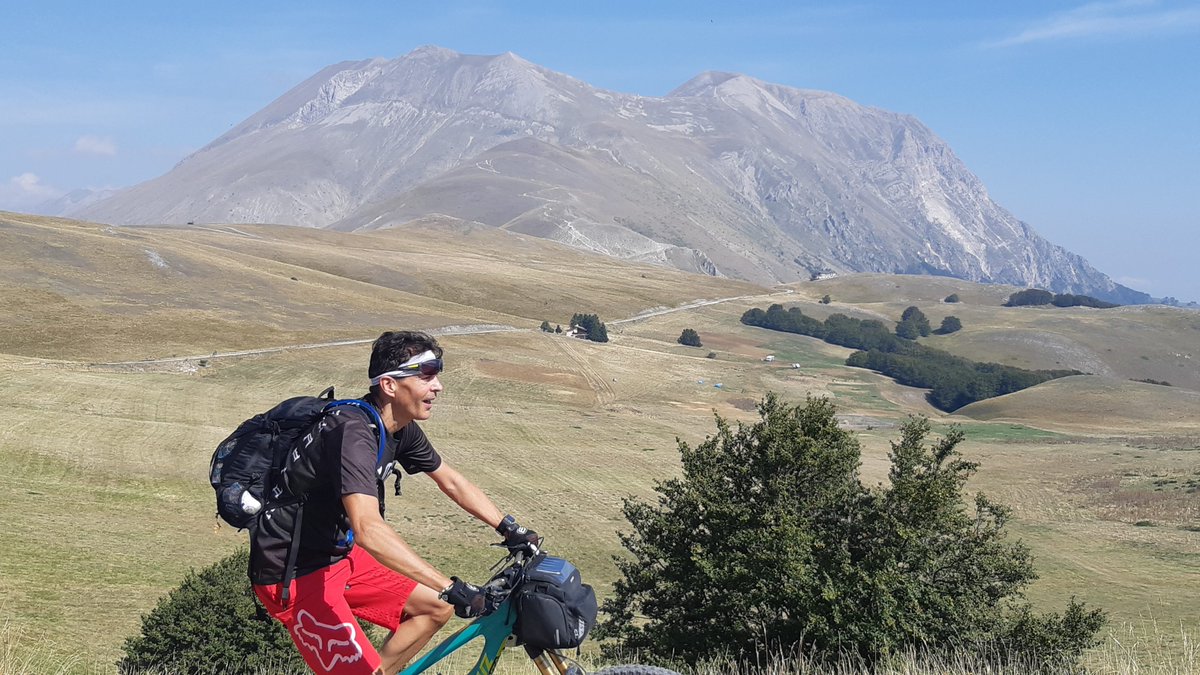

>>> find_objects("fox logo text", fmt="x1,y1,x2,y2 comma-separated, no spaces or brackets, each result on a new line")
293,610,364,671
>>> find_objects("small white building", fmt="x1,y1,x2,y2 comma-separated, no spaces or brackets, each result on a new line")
763,355,775,362
791,363,802,369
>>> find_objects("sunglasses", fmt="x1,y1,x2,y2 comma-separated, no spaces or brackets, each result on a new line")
371,358,444,384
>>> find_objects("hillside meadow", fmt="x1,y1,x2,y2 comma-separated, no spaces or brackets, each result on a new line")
1,212,1197,673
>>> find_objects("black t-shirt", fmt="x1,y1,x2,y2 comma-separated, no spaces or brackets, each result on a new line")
249,399,442,585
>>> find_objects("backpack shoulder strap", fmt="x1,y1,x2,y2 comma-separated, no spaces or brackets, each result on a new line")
324,399,388,473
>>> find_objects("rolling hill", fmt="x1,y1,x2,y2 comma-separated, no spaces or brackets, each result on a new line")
1,210,1196,670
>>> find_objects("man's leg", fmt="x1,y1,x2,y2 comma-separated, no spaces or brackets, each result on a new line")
254,560,385,675
376,584,453,672
342,547,453,673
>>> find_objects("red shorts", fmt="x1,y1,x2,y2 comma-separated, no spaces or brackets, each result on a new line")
254,545,419,674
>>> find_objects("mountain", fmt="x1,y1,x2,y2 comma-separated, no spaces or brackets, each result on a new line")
36,187,123,217
78,46,1148,303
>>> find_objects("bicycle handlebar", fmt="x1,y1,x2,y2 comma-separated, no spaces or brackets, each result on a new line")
481,543,541,597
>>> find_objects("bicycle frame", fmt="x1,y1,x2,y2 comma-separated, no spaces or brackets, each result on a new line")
398,596,517,675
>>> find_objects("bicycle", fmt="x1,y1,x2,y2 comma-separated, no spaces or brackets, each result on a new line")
397,546,679,675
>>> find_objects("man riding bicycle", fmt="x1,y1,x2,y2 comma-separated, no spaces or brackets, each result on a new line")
250,330,539,674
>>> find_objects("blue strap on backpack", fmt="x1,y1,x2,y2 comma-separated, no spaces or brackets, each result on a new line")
324,399,389,551
325,399,388,468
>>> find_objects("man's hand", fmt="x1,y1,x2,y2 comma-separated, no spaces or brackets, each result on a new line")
439,577,495,618
496,514,540,554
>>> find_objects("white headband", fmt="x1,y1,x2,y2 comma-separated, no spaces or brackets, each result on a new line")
369,350,439,385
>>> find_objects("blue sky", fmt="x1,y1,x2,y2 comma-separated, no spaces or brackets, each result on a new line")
3,1,1197,301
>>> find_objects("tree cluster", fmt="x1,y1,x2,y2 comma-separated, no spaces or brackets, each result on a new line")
741,304,1075,411
1005,289,1119,308
570,313,609,342
677,328,702,347
846,348,1076,412
597,395,1104,670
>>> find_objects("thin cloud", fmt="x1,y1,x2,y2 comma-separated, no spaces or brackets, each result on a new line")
989,0,1200,47
74,135,118,156
0,173,63,211
10,173,59,198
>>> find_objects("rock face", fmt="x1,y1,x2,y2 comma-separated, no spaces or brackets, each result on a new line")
79,46,1147,303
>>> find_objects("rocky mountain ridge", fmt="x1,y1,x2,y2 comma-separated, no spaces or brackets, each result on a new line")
78,46,1148,303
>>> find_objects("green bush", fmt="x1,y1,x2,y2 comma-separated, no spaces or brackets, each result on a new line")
120,548,304,674
944,293,960,303
596,396,1104,670
936,315,963,334
677,328,702,347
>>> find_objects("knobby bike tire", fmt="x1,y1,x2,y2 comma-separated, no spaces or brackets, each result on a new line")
591,666,683,675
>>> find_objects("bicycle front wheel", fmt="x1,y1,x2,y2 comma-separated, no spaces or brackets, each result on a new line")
592,666,682,675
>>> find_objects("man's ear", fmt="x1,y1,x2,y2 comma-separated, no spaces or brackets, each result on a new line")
377,376,397,397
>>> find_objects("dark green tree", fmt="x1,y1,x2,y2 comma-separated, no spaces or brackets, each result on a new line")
896,319,921,340
944,293,960,303
540,320,552,332
555,324,562,333
570,313,609,343
120,549,305,674
820,294,832,304
597,398,1104,670
897,306,932,338
937,315,963,334
596,395,863,664
677,328,702,347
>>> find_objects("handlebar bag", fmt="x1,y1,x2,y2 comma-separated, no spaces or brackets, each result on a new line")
514,554,598,650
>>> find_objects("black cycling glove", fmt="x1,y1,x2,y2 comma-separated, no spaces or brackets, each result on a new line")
496,514,540,554
439,577,494,619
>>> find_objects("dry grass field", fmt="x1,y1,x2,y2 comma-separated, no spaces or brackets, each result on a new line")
2,212,1198,672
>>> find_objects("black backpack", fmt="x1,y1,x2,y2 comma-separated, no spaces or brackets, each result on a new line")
209,387,386,530
514,553,598,651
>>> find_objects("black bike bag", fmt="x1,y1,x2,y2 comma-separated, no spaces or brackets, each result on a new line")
513,553,597,650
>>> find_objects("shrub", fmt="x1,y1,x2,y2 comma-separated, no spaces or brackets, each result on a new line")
944,293,960,303
820,294,832,304
677,328,702,347
120,548,305,674
936,315,963,334
596,397,1104,669
540,320,553,332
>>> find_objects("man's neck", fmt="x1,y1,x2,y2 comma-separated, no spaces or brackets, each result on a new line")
365,393,412,434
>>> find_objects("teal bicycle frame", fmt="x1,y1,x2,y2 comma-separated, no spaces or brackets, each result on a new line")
398,595,518,675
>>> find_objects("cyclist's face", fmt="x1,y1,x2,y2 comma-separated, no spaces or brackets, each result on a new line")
382,371,442,425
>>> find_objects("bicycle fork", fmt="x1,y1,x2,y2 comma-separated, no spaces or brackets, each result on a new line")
531,649,582,675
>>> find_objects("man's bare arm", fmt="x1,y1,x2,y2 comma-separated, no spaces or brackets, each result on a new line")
342,492,453,592
427,463,505,530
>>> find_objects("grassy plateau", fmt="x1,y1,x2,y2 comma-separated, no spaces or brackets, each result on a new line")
1,211,1197,673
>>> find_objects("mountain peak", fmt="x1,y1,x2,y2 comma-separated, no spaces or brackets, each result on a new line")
668,71,742,97
403,44,461,61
